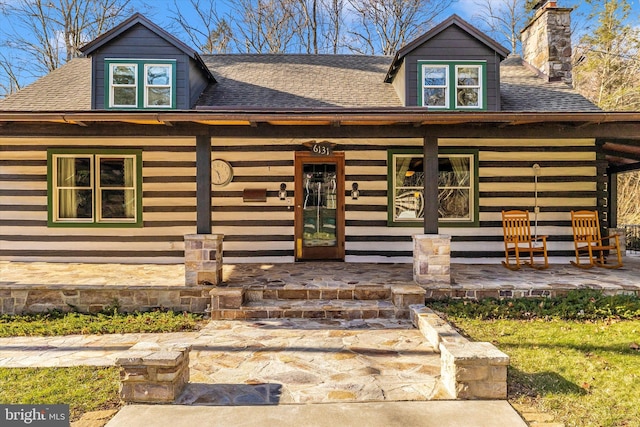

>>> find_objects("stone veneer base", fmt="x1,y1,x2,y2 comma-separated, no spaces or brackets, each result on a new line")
117,342,191,403
413,234,451,286
184,234,224,286
410,305,509,400
0,286,211,315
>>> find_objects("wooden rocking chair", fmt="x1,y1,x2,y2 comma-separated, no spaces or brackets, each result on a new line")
501,210,549,270
570,210,623,269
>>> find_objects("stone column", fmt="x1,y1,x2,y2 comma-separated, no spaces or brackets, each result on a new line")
117,343,191,403
413,234,451,286
440,342,509,399
184,234,224,286
609,228,626,256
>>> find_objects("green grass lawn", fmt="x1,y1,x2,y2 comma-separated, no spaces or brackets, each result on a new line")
0,309,205,337
450,318,640,427
0,366,120,421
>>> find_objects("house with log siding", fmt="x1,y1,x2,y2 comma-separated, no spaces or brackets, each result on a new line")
1,4,639,271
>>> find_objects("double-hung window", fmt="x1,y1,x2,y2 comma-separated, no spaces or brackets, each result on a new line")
388,149,478,226
48,149,142,227
110,63,138,107
106,60,176,109
419,61,486,110
422,65,449,108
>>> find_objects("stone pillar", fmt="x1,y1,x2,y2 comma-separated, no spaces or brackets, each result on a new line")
609,228,626,256
413,234,451,286
184,234,224,286
117,343,191,403
441,342,509,399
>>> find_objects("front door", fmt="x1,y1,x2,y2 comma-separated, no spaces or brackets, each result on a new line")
295,152,345,261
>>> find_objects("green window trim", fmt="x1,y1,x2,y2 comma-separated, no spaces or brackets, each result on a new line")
418,61,487,110
105,59,177,109
387,148,479,228
47,148,143,228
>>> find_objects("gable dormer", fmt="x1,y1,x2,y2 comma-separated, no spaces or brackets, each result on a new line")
79,13,214,110
385,15,510,111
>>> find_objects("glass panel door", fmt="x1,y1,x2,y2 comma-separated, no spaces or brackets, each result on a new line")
295,152,344,261
302,163,337,248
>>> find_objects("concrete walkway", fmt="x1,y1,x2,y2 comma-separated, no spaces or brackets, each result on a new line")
106,401,528,427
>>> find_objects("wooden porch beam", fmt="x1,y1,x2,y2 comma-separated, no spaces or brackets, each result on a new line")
196,135,212,234
423,134,439,234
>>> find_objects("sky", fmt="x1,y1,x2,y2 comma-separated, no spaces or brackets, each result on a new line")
0,0,638,92
136,0,639,25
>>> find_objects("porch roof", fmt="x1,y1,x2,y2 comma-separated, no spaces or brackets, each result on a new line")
1,109,637,172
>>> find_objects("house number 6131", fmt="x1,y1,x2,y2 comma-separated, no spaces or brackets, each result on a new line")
312,142,332,156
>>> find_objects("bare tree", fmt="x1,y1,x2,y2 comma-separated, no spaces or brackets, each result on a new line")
472,0,530,54
618,171,640,225
0,52,23,97
323,0,345,54
291,0,320,54
168,0,232,54
345,0,455,55
229,0,298,53
1,0,131,77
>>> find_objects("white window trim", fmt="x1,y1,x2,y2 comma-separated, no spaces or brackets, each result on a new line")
454,65,483,109
143,64,173,108
109,63,138,108
421,64,449,109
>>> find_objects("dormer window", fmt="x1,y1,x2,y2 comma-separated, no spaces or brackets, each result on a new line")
145,64,172,107
422,65,449,107
110,63,138,107
418,61,486,110
106,59,176,109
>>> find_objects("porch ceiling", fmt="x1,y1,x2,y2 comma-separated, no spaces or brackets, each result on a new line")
1,109,639,171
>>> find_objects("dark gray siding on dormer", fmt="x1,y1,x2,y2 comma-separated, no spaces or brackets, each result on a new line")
404,25,502,111
188,59,209,108
90,23,190,109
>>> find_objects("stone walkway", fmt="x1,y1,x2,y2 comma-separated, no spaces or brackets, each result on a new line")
0,318,447,404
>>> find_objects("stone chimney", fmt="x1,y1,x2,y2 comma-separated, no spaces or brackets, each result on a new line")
521,0,573,85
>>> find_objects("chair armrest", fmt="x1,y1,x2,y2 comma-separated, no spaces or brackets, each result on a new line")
598,234,619,243
532,235,548,241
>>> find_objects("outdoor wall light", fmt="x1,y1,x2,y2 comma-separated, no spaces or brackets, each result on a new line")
351,182,359,200
279,183,287,200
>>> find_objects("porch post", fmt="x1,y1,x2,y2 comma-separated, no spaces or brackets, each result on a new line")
413,133,451,287
423,134,438,233
196,135,211,234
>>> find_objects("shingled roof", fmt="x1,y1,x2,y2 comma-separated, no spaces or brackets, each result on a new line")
0,52,598,112
0,58,92,111
196,54,402,109
500,55,600,112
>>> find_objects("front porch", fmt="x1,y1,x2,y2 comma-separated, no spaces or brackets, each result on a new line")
1,258,639,315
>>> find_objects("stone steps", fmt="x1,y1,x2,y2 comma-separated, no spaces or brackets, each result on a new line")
209,283,425,320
